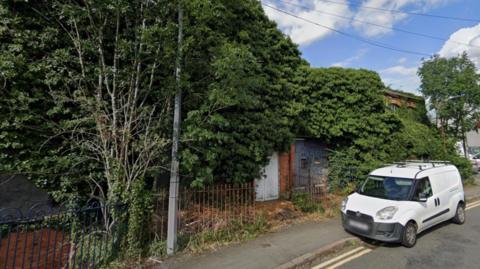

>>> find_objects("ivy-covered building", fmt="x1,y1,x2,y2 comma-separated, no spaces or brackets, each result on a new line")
384,88,425,111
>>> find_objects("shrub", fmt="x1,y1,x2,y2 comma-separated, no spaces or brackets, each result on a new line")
290,192,324,213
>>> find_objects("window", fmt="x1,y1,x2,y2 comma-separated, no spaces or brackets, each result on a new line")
359,176,414,201
300,158,308,169
413,177,433,200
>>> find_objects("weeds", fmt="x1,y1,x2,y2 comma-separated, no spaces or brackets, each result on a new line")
148,214,269,258
290,192,324,213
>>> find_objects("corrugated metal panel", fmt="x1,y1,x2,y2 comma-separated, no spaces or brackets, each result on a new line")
255,152,280,201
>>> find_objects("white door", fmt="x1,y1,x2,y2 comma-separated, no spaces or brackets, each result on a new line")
255,153,279,201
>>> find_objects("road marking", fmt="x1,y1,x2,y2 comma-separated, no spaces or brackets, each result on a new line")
467,200,480,207
325,248,372,269
311,247,365,269
466,201,480,211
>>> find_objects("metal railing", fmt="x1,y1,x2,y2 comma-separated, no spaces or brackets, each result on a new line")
0,203,127,269
152,183,256,240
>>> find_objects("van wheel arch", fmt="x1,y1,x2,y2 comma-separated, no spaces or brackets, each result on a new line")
401,220,417,248
452,202,466,224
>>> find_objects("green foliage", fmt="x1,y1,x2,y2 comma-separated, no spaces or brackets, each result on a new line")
298,68,400,146
290,192,324,213
297,68,402,190
126,180,153,258
299,67,470,189
179,0,305,186
418,53,480,140
181,216,269,253
0,2,96,204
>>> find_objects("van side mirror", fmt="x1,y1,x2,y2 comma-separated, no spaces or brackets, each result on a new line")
418,193,427,202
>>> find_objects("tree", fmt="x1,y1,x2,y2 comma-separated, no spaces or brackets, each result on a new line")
297,67,402,189
0,0,305,199
178,0,305,186
418,53,480,157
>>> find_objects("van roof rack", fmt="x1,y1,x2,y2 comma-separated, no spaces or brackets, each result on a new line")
389,160,451,170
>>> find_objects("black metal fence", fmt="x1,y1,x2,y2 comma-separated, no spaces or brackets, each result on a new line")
0,203,127,269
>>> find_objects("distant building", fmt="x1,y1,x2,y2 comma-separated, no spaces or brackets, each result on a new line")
467,122,480,150
0,174,52,216
384,88,424,111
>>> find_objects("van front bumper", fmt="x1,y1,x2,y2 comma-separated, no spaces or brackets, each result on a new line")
341,211,405,243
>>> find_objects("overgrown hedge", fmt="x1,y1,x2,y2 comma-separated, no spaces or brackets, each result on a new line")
298,67,472,191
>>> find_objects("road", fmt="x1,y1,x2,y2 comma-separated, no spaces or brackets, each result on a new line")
313,202,480,269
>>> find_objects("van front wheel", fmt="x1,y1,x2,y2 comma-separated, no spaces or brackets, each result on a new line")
401,221,417,248
452,203,465,224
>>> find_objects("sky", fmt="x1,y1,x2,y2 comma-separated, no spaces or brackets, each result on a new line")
262,0,480,94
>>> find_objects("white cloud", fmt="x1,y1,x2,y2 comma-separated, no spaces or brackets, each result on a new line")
397,57,407,64
438,23,480,68
263,0,352,46
353,0,449,37
331,48,368,67
381,65,417,76
379,64,420,93
263,0,453,45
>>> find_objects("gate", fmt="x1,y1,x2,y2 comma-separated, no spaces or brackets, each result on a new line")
0,203,127,269
294,138,328,192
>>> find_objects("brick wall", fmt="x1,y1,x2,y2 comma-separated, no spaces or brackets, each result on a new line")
279,144,295,195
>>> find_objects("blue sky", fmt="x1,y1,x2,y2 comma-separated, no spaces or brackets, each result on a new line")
262,0,480,94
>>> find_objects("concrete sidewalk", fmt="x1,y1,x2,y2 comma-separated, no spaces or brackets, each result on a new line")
465,174,480,202
158,219,350,269
158,176,480,269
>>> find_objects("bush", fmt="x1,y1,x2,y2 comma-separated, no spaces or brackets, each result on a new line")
290,192,324,213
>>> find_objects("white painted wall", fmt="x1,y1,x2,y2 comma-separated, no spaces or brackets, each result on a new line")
255,152,279,201
467,130,480,147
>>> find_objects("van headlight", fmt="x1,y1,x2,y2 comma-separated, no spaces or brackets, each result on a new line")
341,197,348,212
376,206,398,220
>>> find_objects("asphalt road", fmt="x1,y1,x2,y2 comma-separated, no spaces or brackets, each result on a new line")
338,204,480,269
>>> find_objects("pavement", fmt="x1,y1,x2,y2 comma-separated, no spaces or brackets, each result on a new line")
464,174,480,202
157,174,480,269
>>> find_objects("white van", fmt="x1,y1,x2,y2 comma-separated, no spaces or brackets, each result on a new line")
341,161,465,247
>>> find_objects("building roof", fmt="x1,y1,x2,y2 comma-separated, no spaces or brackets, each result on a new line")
0,174,52,215
370,162,456,179
384,88,424,101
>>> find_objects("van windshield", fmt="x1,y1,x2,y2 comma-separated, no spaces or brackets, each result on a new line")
358,176,414,201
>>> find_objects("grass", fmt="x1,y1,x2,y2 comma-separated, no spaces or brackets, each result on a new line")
148,214,270,259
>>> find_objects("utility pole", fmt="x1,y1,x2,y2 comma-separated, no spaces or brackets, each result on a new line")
167,0,183,256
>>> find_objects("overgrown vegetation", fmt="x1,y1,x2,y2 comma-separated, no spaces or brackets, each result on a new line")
418,53,480,157
290,192,324,213
298,67,472,190
148,216,269,259
1,0,475,263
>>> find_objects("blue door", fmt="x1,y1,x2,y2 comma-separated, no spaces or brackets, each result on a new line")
294,139,328,190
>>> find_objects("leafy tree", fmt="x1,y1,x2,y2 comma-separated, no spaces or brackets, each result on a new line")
0,3,96,204
418,53,480,157
0,0,305,199
179,0,305,186
297,67,402,189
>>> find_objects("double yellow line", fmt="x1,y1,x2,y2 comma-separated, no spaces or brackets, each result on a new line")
311,246,372,269
466,200,480,211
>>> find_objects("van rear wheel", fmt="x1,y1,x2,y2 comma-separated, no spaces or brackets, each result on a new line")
452,203,465,224
401,221,417,248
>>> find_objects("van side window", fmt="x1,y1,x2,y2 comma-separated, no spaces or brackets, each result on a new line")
413,177,433,200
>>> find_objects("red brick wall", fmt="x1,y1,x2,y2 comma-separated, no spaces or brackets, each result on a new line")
279,143,295,195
